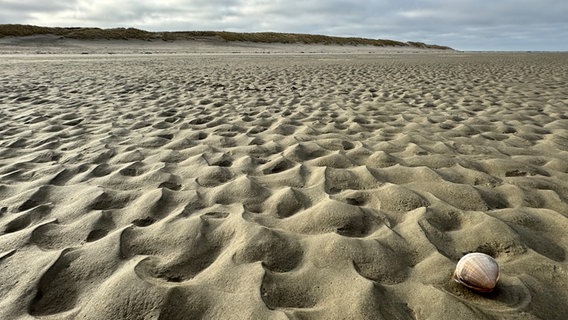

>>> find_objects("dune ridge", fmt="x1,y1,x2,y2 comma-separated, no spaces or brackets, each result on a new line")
1,53,568,319
0,24,452,50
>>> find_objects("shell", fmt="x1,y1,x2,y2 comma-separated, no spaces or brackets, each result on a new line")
453,252,499,293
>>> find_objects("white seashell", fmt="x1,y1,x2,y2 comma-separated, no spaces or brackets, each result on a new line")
453,252,500,293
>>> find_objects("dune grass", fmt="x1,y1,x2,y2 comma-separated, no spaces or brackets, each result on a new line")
0,24,452,50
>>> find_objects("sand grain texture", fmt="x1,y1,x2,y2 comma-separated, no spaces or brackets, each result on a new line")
1,52,568,319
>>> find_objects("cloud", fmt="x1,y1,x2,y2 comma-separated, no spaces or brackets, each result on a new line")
0,0,566,50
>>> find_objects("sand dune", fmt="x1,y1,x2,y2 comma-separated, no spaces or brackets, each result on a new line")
0,35,452,55
1,52,568,319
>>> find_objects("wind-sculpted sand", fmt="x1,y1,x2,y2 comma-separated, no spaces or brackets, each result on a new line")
1,52,568,319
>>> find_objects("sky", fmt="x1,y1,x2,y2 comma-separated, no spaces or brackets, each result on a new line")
1,0,567,51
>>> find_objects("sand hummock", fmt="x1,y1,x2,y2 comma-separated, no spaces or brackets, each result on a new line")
1,47,568,319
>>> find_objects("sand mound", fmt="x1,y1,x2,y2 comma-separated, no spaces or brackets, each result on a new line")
1,52,568,319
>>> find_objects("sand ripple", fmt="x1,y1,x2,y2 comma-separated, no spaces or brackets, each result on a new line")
1,53,568,319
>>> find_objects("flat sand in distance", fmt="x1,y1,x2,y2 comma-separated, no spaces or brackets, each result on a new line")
1,40,568,319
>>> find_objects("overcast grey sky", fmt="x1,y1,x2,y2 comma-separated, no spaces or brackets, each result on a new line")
1,0,567,51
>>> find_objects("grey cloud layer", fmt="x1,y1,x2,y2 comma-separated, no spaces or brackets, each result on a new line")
1,0,566,50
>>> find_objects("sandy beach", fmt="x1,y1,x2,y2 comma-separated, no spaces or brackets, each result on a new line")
1,47,568,319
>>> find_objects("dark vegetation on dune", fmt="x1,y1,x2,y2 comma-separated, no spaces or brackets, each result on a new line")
0,24,452,50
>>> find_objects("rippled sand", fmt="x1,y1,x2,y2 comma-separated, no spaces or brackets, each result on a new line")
1,52,568,319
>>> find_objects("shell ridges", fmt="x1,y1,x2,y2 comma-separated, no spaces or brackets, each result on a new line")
453,252,500,293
